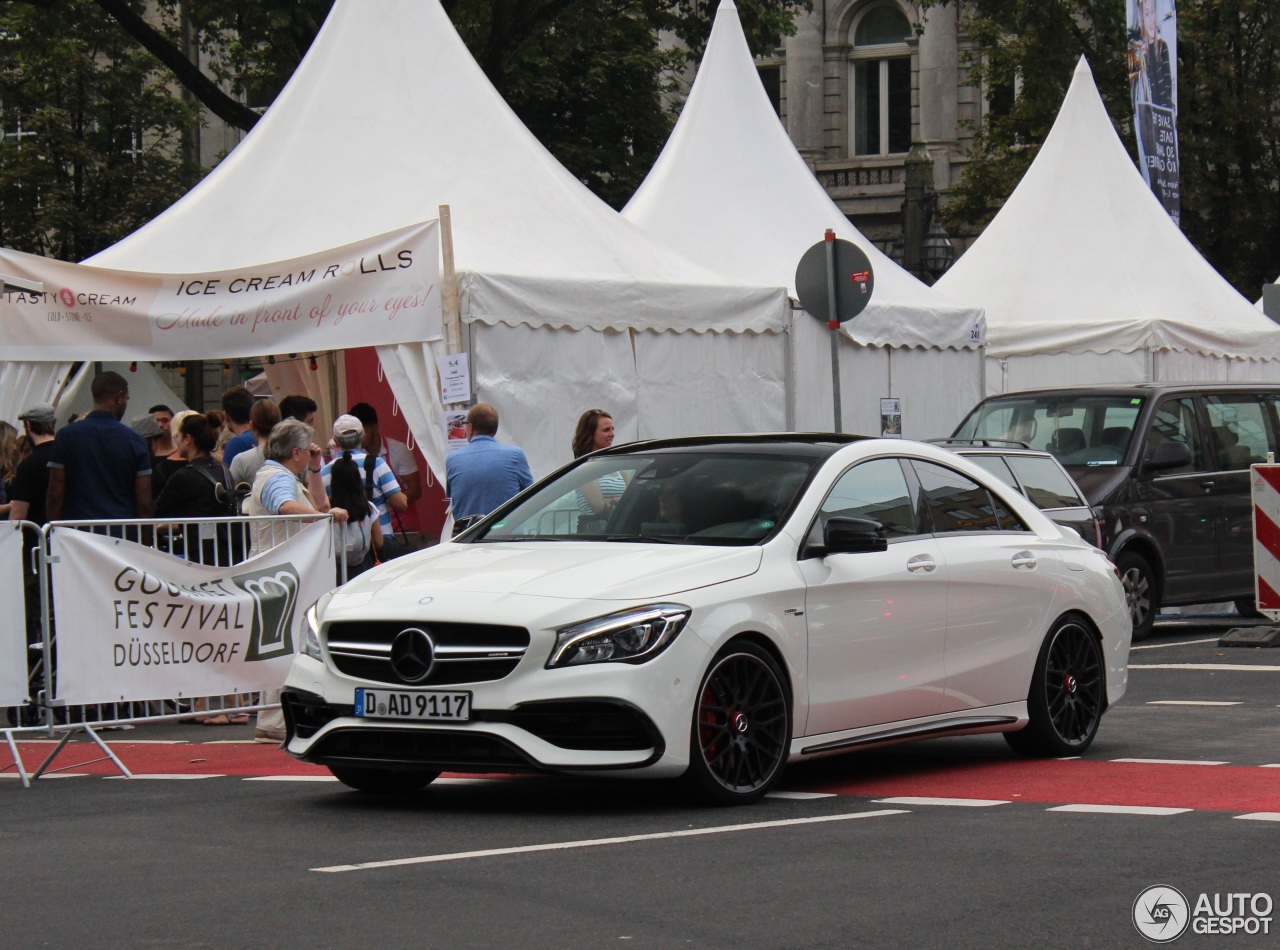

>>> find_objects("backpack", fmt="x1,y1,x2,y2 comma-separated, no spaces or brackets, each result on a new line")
194,461,251,516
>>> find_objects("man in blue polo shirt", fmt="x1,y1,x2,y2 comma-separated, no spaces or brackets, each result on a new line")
445,403,533,535
46,371,153,522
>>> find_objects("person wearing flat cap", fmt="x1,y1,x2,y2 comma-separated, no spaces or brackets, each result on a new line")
7,403,57,527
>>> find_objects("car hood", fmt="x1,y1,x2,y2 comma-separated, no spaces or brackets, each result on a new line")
341,541,764,602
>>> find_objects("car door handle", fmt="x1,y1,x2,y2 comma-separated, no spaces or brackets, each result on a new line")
906,554,936,574
1011,551,1037,570
1200,480,1215,492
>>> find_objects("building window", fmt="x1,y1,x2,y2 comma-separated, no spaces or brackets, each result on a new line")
848,3,912,156
758,64,782,117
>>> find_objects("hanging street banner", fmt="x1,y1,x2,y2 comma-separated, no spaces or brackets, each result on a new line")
1127,0,1180,224
0,221,442,360
50,520,334,705
0,524,28,706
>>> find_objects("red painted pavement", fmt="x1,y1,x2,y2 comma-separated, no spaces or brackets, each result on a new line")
10,741,1280,813
793,757,1280,813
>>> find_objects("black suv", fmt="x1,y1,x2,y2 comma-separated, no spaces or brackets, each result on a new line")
953,383,1280,639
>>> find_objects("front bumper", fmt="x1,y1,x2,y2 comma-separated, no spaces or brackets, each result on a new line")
280,627,710,779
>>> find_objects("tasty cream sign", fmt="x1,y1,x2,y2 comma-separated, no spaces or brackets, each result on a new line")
0,220,441,359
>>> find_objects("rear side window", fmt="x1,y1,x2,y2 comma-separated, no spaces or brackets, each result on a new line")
965,454,1018,489
1203,395,1274,469
911,460,1028,533
1005,455,1085,509
820,458,918,538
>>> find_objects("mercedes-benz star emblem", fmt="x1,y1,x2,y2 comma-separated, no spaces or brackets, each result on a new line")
390,627,435,684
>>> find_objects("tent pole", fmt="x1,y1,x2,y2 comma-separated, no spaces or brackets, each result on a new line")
784,307,796,431
439,204,462,355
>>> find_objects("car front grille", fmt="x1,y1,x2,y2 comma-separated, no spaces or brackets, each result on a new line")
306,727,538,771
325,620,531,687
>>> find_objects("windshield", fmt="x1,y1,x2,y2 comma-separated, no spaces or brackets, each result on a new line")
953,395,1144,467
472,452,817,546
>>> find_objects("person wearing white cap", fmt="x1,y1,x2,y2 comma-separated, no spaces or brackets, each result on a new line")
321,414,407,554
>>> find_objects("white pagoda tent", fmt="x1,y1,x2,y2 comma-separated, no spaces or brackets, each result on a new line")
622,0,986,438
76,0,792,478
935,57,1280,395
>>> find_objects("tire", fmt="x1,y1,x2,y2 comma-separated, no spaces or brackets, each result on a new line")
1116,550,1158,642
684,641,791,805
1005,615,1105,757
1233,597,1264,620
328,765,439,794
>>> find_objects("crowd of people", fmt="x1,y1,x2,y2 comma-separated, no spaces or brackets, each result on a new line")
4,374,622,736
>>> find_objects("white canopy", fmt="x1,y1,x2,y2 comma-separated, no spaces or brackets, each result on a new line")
79,0,794,479
935,57,1280,366
619,0,984,438
622,0,983,351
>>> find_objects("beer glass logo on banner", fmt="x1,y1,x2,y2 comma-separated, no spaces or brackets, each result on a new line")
231,565,300,661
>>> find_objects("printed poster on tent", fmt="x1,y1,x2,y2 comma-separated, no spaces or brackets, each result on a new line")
0,221,443,360
0,524,29,706
1127,0,1179,223
50,520,335,706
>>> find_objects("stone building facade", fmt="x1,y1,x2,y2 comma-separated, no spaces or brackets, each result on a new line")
761,0,980,256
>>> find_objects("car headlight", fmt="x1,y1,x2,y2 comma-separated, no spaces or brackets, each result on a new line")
301,603,323,660
548,604,690,668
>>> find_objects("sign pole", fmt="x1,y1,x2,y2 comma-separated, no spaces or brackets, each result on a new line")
824,229,842,432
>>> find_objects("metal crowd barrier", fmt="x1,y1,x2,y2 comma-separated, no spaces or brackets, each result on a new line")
1,512,341,786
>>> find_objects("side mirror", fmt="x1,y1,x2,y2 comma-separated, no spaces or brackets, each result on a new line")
1141,440,1192,474
821,516,889,555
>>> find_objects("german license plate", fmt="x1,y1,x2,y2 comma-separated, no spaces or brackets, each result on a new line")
354,688,471,721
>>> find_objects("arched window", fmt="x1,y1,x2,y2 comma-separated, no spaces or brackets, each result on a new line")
848,3,912,156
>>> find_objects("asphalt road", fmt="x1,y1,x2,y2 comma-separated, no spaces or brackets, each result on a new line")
2,618,1277,949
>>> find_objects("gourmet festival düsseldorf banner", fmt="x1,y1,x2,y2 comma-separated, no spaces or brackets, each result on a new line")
51,521,334,706
0,524,28,707
0,221,441,360
1127,0,1180,223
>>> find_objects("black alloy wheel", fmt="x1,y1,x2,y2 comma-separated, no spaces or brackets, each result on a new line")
1116,550,1158,641
685,642,791,805
328,765,440,794
1006,615,1105,757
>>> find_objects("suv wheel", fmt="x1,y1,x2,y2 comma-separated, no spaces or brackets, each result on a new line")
1116,550,1158,642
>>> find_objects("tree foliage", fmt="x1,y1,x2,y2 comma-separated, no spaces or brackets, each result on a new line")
927,0,1279,297
0,1,807,257
0,0,200,259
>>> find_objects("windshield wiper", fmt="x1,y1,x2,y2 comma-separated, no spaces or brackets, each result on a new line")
602,534,683,544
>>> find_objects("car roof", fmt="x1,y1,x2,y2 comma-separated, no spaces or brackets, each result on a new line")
597,433,872,460
978,382,1280,400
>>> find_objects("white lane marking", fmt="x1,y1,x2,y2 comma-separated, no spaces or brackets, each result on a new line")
311,809,911,873
1047,804,1192,816
100,739,190,745
1109,758,1228,766
103,773,221,780
244,775,339,782
766,791,837,801
873,796,1009,807
1128,663,1280,671
1262,764,1280,769
200,740,261,745
1146,700,1243,706
0,773,89,779
1235,813,1280,822
1130,638,1219,650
